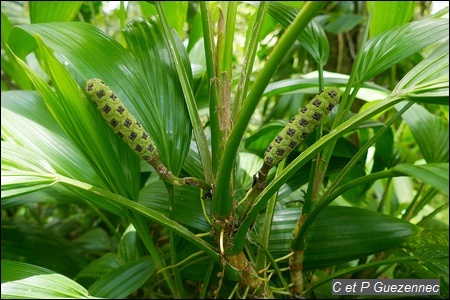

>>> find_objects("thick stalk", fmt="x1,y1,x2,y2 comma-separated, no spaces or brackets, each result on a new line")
255,159,285,273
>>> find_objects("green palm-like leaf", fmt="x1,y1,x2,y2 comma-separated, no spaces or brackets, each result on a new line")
1,91,124,215
266,2,329,65
357,18,448,83
88,256,155,298
256,206,421,269
8,20,194,195
1,91,103,187
392,41,449,103
1,260,94,299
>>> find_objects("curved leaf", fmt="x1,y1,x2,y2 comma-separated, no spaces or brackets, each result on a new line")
88,256,155,298
8,23,144,199
263,74,391,101
358,18,448,83
1,91,104,186
118,224,139,264
393,163,449,195
257,206,421,269
1,260,94,299
392,41,449,103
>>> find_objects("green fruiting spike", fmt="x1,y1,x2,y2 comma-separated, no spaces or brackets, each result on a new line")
85,78,212,193
263,87,341,168
86,78,159,164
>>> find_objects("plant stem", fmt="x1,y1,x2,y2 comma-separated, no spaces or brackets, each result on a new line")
213,1,325,220
233,1,269,120
302,64,325,215
200,2,220,175
255,159,285,273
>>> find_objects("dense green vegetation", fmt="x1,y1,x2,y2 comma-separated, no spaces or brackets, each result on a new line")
1,1,448,298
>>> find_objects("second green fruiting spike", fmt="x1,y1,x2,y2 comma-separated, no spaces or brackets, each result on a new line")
264,87,341,168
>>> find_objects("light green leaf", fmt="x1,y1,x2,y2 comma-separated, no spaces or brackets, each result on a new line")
8,24,143,200
1,91,103,186
367,2,415,38
118,224,138,264
29,2,83,23
392,163,449,195
88,256,155,298
138,1,188,38
1,260,95,299
392,41,449,103
358,18,448,83
263,74,391,101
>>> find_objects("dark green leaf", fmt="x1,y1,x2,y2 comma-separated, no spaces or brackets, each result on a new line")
324,14,366,34
88,256,155,298
1,224,87,278
139,179,210,232
258,206,421,269
75,253,121,280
